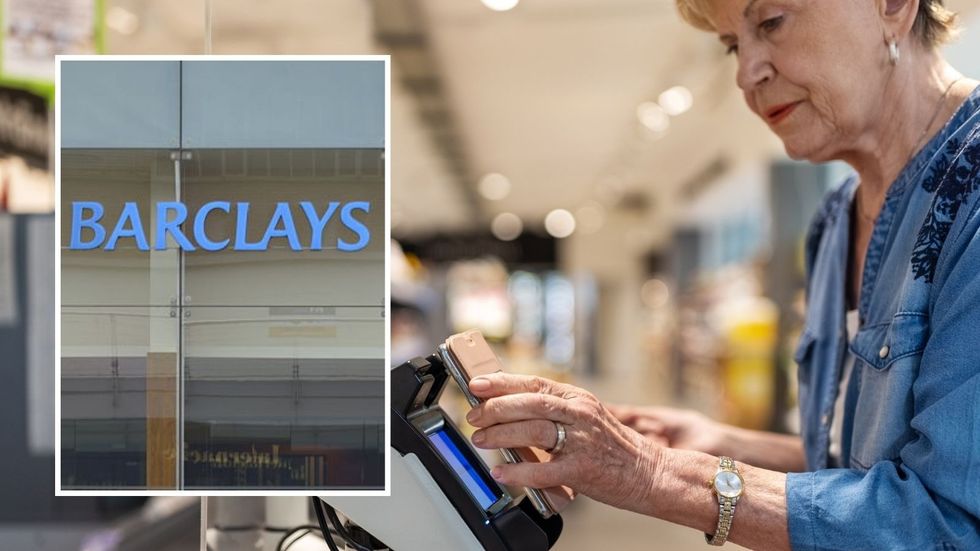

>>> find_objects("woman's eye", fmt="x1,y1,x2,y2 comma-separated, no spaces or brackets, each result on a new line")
759,15,784,33
725,44,738,56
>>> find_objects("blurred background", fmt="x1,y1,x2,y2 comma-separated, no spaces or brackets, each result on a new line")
3,0,980,549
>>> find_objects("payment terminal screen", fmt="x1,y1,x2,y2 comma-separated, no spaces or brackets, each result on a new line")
428,429,499,510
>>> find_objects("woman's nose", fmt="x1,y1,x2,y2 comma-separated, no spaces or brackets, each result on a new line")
735,41,775,93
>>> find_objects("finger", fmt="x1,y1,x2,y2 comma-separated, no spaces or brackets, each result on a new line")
517,446,551,463
627,422,669,446
490,461,565,490
467,393,578,427
643,405,682,423
469,372,571,400
632,418,665,435
605,404,635,422
471,419,558,450
613,411,642,425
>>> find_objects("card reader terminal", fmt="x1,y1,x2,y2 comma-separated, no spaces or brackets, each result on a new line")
323,355,563,551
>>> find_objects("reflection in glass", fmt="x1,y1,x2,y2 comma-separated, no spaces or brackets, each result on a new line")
61,150,179,490
61,306,177,489
182,307,384,488
180,149,385,489
59,148,385,489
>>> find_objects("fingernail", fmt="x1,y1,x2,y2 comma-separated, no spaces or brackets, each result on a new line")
491,467,502,480
472,431,485,445
470,377,490,392
466,408,481,423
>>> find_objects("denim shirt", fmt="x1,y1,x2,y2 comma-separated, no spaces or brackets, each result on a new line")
787,84,980,551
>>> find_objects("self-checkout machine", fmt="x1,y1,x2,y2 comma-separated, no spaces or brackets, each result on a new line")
321,354,563,550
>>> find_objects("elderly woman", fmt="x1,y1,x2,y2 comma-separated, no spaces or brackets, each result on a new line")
464,0,980,549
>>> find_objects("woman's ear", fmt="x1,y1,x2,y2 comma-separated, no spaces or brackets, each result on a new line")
880,0,920,41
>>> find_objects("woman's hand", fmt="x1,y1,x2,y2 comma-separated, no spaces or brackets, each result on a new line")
605,404,727,456
608,404,807,472
466,373,664,515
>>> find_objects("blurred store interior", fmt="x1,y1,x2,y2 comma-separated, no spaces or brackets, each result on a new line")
4,0,980,549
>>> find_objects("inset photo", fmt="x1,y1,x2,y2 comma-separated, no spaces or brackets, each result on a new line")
55,56,389,493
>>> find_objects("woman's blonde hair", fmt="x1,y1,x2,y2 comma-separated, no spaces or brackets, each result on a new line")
675,0,958,47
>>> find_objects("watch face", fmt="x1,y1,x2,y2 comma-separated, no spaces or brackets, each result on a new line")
714,471,743,498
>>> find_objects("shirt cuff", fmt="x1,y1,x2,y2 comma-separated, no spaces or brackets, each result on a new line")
785,471,817,551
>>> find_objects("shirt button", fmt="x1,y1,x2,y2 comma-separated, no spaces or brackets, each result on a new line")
878,345,890,358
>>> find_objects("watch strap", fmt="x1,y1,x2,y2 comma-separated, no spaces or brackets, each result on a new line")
705,456,739,546
705,496,737,546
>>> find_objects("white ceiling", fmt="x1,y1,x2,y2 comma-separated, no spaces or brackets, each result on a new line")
423,0,732,212
104,0,980,243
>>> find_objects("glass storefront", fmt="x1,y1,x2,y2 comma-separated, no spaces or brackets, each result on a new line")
59,61,385,490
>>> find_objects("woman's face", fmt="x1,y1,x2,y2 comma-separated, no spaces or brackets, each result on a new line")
709,0,890,161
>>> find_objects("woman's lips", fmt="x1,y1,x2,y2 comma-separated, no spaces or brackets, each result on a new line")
765,101,802,125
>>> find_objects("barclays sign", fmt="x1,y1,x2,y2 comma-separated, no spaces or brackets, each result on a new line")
69,200,372,252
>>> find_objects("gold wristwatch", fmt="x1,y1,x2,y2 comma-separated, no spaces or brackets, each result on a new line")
705,456,743,546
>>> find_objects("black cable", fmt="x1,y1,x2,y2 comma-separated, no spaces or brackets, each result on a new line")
282,529,310,551
322,501,373,551
311,497,342,551
275,525,322,551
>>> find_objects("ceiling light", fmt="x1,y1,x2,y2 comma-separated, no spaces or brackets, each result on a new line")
479,172,511,201
491,212,523,241
637,101,669,133
659,86,693,116
481,0,520,11
544,209,576,239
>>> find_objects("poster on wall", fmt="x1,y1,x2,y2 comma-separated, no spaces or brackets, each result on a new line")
0,84,47,165
0,0,102,213
1,0,98,81
0,84,52,212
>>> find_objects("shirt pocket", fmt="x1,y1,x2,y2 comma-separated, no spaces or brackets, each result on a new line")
847,313,929,469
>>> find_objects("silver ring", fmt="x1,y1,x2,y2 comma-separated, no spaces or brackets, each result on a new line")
547,422,566,455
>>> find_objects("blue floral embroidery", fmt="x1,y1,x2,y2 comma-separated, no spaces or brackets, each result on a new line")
911,128,980,283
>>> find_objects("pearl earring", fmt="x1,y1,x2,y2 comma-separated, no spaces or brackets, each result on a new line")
888,40,900,65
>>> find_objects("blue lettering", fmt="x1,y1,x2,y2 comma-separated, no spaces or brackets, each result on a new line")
259,203,302,251
155,202,196,251
105,202,149,251
70,201,106,250
234,202,265,251
300,201,339,251
69,200,373,252
338,201,371,252
194,201,231,251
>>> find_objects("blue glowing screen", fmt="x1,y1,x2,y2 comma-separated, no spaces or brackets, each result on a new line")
428,429,499,510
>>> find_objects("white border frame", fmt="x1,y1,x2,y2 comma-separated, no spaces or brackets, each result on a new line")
55,54,391,497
